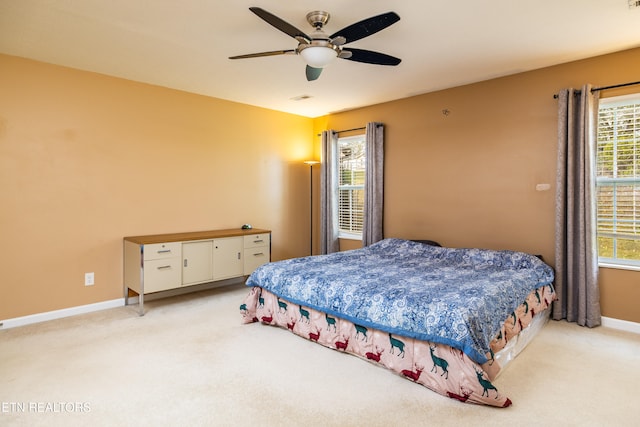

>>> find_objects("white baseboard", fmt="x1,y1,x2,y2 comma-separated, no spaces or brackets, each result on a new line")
0,298,125,330
602,316,640,334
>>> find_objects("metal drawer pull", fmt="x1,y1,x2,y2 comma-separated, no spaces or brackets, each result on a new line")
253,240,263,243
157,265,172,270
157,249,172,254
253,252,264,256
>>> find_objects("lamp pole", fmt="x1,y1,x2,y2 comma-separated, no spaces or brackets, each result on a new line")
304,160,319,255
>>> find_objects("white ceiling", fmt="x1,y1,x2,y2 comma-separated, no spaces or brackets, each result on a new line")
1,1,639,118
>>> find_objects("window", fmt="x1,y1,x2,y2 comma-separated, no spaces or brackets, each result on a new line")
337,135,365,239
596,94,640,268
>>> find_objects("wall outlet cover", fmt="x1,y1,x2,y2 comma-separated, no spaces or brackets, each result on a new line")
85,272,95,286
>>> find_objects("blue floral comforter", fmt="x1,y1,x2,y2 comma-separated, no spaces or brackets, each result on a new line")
245,238,554,364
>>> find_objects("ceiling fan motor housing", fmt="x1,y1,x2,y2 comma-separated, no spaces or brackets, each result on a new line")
298,10,342,66
306,11,330,28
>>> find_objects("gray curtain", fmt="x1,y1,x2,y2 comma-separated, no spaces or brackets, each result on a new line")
553,84,601,327
362,122,384,246
320,130,339,254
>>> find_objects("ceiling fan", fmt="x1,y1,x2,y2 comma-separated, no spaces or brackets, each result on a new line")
229,7,401,81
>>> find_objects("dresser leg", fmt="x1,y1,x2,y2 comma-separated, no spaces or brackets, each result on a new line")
138,292,145,316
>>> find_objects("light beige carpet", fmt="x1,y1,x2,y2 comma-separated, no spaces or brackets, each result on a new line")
1,284,638,427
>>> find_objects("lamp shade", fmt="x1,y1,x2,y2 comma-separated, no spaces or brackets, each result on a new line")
299,46,337,68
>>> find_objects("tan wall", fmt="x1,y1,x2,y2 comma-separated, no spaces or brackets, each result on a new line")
2,47,639,324
0,54,314,319
315,47,640,324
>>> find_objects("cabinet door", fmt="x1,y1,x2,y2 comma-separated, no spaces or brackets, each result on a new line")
182,241,214,286
213,237,243,280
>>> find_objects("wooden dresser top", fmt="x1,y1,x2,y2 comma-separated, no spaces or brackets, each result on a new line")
124,228,270,245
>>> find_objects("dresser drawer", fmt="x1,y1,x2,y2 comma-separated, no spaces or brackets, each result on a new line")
244,246,270,275
143,242,181,260
244,234,269,249
143,258,182,293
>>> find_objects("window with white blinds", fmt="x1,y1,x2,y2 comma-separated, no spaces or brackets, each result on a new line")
596,94,640,268
338,135,365,239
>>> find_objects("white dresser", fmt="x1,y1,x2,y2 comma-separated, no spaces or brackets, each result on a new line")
124,228,270,315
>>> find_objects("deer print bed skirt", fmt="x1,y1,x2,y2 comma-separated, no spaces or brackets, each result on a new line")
240,284,556,408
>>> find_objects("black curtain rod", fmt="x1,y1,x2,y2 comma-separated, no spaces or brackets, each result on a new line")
317,124,383,137
335,126,366,134
595,80,640,92
553,80,640,99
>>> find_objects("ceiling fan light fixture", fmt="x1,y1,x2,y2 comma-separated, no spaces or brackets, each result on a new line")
299,45,337,68
232,8,402,80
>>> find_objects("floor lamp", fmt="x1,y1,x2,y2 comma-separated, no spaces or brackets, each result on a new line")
304,160,320,255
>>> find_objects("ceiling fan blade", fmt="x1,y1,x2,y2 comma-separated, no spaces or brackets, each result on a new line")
229,49,296,60
340,48,401,66
249,7,311,43
306,65,323,81
329,12,400,44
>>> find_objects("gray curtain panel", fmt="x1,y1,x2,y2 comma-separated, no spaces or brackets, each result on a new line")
362,122,384,247
553,85,601,327
320,130,339,255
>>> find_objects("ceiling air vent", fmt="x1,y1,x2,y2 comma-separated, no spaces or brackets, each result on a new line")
291,95,313,101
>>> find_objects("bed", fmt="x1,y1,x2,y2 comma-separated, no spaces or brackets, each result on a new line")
239,238,556,407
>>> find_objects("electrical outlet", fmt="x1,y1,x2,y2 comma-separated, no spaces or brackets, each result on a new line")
85,272,95,286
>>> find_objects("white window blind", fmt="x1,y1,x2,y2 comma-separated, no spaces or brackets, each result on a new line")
338,135,365,238
596,94,640,267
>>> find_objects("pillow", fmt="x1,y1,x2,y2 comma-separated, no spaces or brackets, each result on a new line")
410,239,442,247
